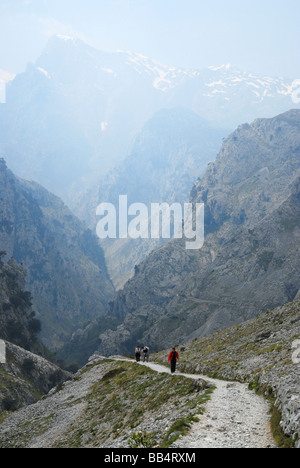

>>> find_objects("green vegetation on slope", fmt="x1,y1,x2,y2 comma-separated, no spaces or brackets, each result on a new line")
54,360,212,448
0,359,213,448
153,298,300,447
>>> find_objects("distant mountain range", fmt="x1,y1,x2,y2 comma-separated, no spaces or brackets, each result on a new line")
0,35,299,206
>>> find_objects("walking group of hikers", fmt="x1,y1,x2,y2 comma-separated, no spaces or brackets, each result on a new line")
135,345,179,374
135,345,150,363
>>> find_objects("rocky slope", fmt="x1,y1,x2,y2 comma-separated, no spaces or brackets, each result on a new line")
154,296,300,448
0,159,114,349
1,296,298,448
0,299,298,448
0,254,71,412
0,253,46,355
0,35,298,206
0,341,70,413
0,357,212,448
97,109,300,356
0,294,299,448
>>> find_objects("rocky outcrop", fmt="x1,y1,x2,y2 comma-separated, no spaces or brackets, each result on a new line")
0,251,70,412
0,253,45,355
0,357,210,448
0,159,115,349
0,341,71,413
97,109,300,356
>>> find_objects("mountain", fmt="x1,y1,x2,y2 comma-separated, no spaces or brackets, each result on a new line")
0,340,70,413
77,108,226,289
96,109,300,356
0,35,298,206
172,64,299,126
0,297,298,447
0,36,173,202
0,159,115,350
155,295,300,448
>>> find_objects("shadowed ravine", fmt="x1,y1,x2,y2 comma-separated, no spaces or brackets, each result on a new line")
114,358,275,449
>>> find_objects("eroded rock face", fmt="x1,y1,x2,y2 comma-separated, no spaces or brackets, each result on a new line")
0,251,71,412
0,341,71,412
0,253,42,354
98,109,300,356
0,159,114,349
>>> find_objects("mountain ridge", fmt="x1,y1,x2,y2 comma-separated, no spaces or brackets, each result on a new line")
0,35,298,207
96,109,300,356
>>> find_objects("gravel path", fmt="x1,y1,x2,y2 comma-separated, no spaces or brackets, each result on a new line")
0,357,276,448
135,360,276,448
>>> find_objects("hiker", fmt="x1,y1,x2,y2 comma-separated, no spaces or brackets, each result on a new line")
135,346,141,362
142,346,150,362
168,347,179,374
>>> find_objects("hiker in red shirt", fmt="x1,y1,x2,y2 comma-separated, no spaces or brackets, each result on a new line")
168,347,179,374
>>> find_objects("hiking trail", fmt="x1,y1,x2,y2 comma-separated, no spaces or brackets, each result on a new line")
114,357,276,449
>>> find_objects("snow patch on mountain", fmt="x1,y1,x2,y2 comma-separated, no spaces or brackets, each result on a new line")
56,34,76,42
208,64,232,71
37,67,51,79
0,70,16,83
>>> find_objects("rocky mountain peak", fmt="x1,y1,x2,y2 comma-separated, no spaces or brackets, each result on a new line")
193,109,300,234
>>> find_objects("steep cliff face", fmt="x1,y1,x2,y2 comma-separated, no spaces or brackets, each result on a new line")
0,253,71,412
97,109,300,356
0,341,70,413
192,109,300,233
78,108,225,289
0,159,115,349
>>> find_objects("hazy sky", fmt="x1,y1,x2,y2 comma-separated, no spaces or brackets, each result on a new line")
0,0,299,78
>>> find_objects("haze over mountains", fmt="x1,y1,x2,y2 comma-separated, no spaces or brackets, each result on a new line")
79,108,226,288
0,35,298,207
97,109,300,356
